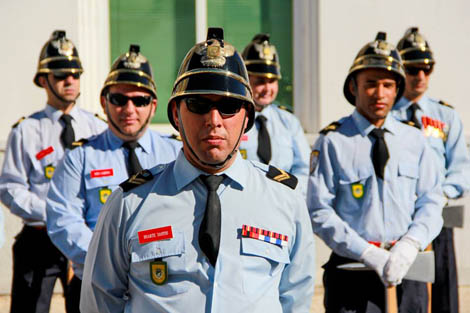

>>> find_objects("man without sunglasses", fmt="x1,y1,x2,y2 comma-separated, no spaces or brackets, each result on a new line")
45,45,181,310
80,28,315,313
0,30,107,313
239,34,311,197
392,27,470,313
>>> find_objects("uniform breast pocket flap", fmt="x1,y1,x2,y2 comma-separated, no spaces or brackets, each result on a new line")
398,163,419,179
131,231,185,263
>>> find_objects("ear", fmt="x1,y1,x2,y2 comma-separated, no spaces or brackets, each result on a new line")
171,100,179,129
349,78,357,97
38,75,47,88
100,95,107,112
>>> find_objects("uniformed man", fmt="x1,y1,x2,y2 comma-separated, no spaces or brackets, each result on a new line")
46,44,181,312
308,32,446,312
239,34,311,195
80,28,315,313
0,30,107,313
392,27,470,313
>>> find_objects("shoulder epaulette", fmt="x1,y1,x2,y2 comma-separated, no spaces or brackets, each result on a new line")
277,105,293,113
319,121,341,135
12,117,26,128
120,169,154,192
266,166,298,190
439,100,454,109
71,138,89,149
400,120,420,129
169,134,182,141
94,113,108,123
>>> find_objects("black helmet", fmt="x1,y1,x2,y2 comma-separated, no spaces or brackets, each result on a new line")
242,33,281,80
168,27,255,132
397,27,435,66
34,30,83,87
101,45,157,99
343,32,406,105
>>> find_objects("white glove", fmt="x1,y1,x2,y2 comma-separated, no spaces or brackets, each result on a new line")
360,244,391,284
384,236,420,286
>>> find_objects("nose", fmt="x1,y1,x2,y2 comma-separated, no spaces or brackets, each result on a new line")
63,74,76,84
122,100,137,113
206,107,222,128
417,69,426,79
375,84,385,98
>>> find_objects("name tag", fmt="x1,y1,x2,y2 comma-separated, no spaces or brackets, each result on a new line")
138,226,173,244
90,168,114,178
36,146,54,160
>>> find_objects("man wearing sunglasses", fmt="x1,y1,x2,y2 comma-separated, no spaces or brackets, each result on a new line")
392,27,470,313
45,44,181,312
80,28,315,313
0,31,107,313
239,34,311,196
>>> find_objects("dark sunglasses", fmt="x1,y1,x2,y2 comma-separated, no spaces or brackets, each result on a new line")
184,97,245,117
53,72,80,80
405,66,433,76
107,93,152,107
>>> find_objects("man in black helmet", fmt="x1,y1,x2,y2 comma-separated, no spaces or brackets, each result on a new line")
308,32,445,312
0,31,106,313
392,27,470,313
45,45,181,313
240,34,311,196
80,28,315,313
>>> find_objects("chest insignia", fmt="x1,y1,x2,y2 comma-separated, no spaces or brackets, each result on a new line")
99,187,112,204
150,261,168,285
241,224,288,247
422,116,446,140
44,164,55,180
351,183,364,199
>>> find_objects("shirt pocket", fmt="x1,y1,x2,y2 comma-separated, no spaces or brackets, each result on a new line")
129,231,188,296
240,237,290,295
84,173,125,222
397,162,419,202
337,168,374,214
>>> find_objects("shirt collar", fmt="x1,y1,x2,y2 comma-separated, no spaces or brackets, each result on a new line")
173,150,248,191
45,103,79,123
255,104,273,119
106,128,152,152
352,109,397,136
395,94,429,111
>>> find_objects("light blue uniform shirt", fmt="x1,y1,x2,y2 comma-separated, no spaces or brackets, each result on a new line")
0,104,106,226
46,128,181,278
392,95,470,199
81,151,315,313
238,104,311,196
307,110,446,260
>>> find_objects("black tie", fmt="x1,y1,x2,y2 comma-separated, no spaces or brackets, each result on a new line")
369,128,389,180
408,103,421,128
60,114,75,149
199,174,225,267
123,141,143,176
256,115,271,164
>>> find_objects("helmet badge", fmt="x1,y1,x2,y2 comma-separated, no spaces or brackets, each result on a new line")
200,39,227,67
372,40,393,56
51,38,74,57
123,45,147,69
254,40,275,61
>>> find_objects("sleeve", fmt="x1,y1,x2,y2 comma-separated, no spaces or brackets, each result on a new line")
442,110,470,198
307,136,370,260
46,148,92,266
279,197,316,313
0,127,47,221
406,141,446,249
288,116,311,198
80,189,129,313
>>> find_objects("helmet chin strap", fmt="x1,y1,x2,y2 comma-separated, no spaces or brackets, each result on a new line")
176,104,247,170
105,99,151,140
46,75,80,104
